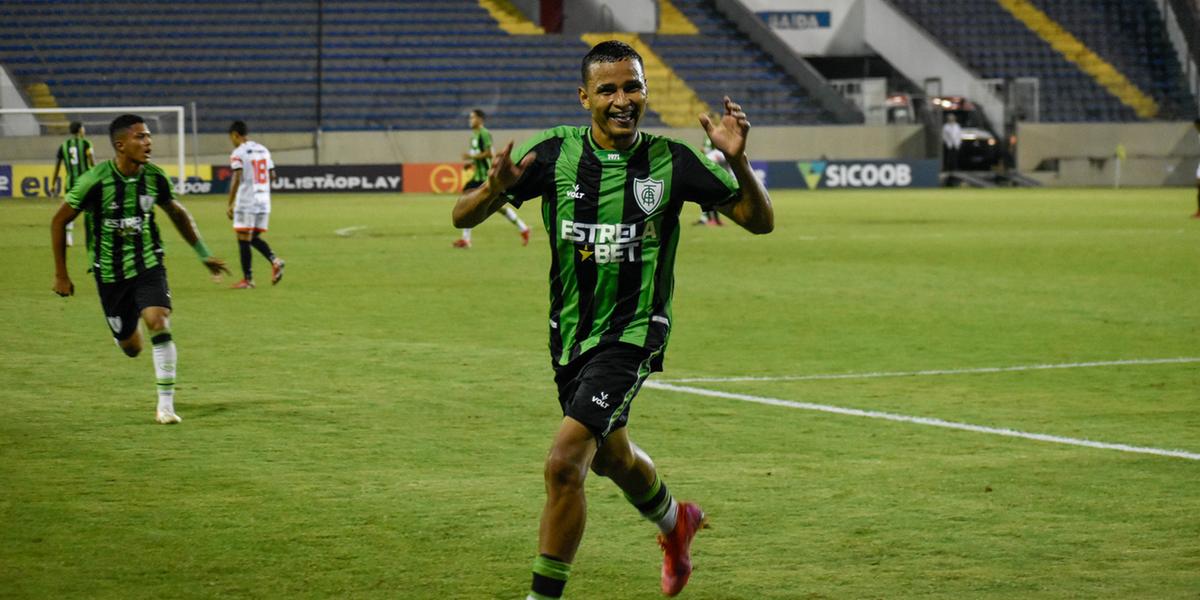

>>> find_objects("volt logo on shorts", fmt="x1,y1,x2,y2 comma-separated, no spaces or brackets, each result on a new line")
591,391,610,409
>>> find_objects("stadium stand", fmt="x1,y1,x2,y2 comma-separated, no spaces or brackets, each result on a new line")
0,0,838,132
645,0,836,124
1,0,1189,130
889,0,1195,122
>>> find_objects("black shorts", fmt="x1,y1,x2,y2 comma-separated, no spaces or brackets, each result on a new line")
553,343,658,444
96,265,172,340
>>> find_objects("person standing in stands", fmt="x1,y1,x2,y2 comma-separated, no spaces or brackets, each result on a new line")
942,113,962,172
454,109,530,248
52,121,96,247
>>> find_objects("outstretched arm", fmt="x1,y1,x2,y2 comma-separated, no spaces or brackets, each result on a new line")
161,200,230,277
700,96,774,234
452,140,536,228
50,203,80,296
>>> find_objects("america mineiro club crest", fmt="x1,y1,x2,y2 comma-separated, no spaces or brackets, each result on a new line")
633,177,663,215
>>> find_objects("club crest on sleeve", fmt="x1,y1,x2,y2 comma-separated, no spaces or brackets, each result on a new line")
633,177,664,214
138,194,155,213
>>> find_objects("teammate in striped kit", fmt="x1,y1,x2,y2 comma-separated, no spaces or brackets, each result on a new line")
51,121,95,247
453,41,773,599
227,121,285,288
454,109,530,248
50,114,229,424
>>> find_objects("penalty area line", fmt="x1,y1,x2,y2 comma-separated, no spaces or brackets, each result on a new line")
335,225,368,237
656,357,1200,384
642,380,1200,461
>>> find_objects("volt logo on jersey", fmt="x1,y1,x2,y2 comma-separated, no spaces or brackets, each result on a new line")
567,184,586,200
591,391,610,409
633,177,664,214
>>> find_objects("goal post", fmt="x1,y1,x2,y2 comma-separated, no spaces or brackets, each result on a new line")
0,105,190,194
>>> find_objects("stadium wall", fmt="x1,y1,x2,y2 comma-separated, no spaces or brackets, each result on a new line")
1019,122,1200,187
7,124,1192,188
0,125,925,166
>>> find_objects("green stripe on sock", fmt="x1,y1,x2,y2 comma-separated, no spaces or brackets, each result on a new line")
156,380,175,386
532,555,571,581
624,474,662,505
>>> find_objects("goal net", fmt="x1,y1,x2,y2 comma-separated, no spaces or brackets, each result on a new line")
0,105,192,196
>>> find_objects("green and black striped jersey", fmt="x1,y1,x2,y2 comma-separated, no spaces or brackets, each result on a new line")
504,126,739,367
65,161,175,283
57,136,94,189
469,127,492,184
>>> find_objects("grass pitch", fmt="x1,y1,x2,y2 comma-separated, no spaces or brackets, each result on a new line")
1,187,1197,599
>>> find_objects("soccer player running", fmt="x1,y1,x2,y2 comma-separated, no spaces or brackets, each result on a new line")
50,114,229,424
51,121,96,247
453,41,773,599
227,120,285,288
454,108,530,248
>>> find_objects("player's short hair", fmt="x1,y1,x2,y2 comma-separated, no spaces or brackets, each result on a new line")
581,40,643,85
69,121,83,135
109,114,144,144
470,109,486,120
229,120,248,136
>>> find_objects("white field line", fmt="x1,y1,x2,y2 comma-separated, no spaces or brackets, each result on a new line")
642,381,1200,461
657,357,1200,384
334,225,368,237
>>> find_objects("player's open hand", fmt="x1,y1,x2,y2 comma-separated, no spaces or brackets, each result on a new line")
52,275,74,297
487,141,536,194
203,257,231,277
699,96,750,159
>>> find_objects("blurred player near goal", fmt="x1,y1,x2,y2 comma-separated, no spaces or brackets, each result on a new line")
694,136,725,227
454,108,530,248
453,41,773,600
1193,118,1199,219
50,114,230,424
51,121,96,246
226,120,285,288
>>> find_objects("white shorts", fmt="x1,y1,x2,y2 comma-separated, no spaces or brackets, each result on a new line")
233,211,270,232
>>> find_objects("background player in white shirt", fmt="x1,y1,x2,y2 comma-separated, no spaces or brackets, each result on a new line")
227,120,285,288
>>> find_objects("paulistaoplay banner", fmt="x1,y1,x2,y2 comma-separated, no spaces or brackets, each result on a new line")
211,164,404,195
764,159,940,189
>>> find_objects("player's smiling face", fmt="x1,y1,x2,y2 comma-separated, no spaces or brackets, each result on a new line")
580,58,647,150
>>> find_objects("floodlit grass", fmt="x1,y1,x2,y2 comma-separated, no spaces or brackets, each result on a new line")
1,187,1197,599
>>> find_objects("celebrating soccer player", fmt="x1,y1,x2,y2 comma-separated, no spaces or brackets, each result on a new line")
453,41,773,599
50,114,229,424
